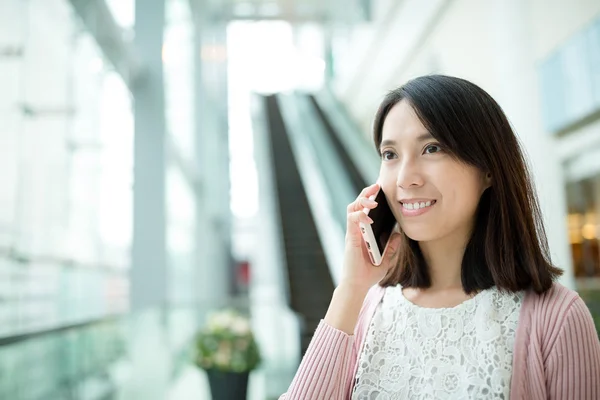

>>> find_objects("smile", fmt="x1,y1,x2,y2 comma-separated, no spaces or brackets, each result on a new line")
401,200,436,210
399,200,437,217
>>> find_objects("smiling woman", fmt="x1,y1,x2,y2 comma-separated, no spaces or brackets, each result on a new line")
373,75,561,294
279,75,600,400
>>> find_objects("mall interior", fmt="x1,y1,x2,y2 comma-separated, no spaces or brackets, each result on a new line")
1,0,600,399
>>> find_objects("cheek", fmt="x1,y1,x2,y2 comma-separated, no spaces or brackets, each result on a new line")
440,169,485,212
378,165,396,187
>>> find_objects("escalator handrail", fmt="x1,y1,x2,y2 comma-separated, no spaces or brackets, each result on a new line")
312,87,380,184
276,93,357,285
250,94,294,307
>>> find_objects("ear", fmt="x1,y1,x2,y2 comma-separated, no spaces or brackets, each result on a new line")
483,172,492,190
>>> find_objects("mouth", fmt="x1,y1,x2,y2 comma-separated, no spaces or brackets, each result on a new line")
399,199,437,216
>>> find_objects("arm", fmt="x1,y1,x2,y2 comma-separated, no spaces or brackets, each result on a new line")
278,284,371,400
546,297,600,399
279,184,400,399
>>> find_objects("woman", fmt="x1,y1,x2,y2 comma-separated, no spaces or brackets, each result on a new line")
280,75,600,399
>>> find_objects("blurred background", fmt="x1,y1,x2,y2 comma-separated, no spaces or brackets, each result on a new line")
0,0,599,399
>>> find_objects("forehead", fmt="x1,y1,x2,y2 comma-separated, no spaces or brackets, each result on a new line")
381,100,429,142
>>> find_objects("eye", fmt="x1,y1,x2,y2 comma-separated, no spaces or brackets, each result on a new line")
423,143,443,155
381,150,397,161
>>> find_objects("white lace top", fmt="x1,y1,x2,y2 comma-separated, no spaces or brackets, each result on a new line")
352,285,525,399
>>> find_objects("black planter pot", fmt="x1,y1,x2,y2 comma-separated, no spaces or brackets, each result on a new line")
206,369,249,400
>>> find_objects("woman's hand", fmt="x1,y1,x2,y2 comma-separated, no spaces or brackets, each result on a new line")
324,183,402,334
341,183,402,292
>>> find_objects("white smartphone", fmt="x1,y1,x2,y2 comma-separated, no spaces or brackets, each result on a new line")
359,188,398,266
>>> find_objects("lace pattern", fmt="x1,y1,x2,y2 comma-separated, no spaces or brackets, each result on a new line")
352,285,524,399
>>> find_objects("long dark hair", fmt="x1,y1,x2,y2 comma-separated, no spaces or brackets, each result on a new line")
374,75,562,294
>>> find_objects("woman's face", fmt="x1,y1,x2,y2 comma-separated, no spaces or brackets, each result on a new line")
378,100,491,242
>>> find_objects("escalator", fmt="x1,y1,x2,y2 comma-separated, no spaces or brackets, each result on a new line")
264,95,335,356
262,91,376,358
308,95,368,191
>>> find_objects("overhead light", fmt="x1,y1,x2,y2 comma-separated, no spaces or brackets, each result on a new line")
582,223,597,240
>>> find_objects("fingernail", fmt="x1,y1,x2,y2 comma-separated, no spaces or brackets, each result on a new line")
368,217,374,224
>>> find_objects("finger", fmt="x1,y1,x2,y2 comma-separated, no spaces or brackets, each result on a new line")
359,197,378,209
347,183,380,213
348,210,374,226
346,211,373,248
347,198,364,214
362,183,380,199
347,196,377,214
347,212,374,241
358,182,379,199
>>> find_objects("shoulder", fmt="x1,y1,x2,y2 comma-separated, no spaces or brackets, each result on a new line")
528,284,600,387
524,282,580,312
522,282,594,349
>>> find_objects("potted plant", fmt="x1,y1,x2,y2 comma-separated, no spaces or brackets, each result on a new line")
195,309,261,399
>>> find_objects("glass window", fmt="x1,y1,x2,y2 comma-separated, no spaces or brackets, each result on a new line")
567,175,600,285
567,174,600,337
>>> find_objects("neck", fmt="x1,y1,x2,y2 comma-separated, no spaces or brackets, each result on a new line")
418,228,472,291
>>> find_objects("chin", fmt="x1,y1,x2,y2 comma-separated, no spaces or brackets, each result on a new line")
401,225,439,242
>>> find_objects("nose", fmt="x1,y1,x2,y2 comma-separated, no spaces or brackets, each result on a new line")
396,159,425,189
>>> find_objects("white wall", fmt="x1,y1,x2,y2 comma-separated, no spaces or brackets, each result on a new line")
333,0,448,130
530,0,600,60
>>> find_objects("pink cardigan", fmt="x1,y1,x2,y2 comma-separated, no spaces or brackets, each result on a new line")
280,283,600,399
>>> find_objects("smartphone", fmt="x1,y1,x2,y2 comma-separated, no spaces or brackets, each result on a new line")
359,188,398,266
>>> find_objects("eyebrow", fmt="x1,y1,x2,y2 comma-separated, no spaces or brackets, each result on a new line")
379,132,434,148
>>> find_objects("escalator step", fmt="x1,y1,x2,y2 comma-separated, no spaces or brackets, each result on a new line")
264,94,336,360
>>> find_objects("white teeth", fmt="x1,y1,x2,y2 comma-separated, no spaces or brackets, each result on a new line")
403,200,435,210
